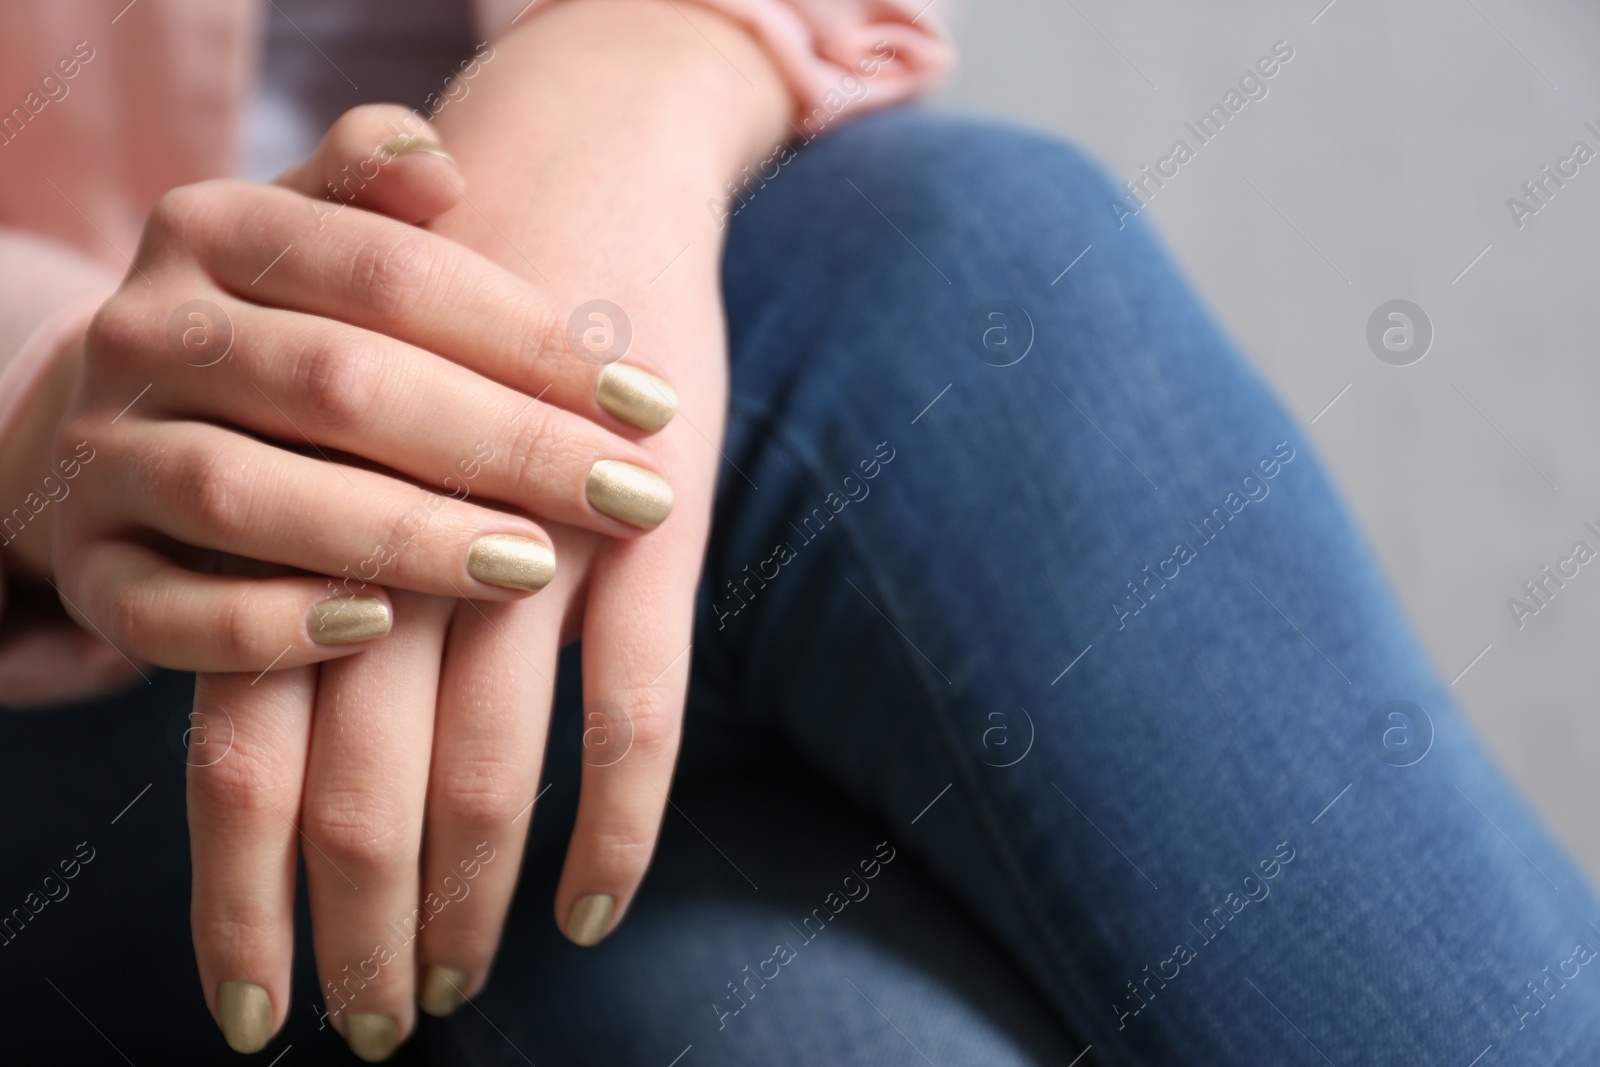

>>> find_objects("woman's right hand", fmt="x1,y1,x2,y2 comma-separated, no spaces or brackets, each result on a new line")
50,106,679,673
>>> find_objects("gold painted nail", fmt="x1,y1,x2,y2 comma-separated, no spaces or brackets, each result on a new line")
596,363,677,432
380,135,455,164
307,596,392,645
468,534,556,592
563,893,615,947
217,981,273,1054
346,1013,401,1062
418,966,470,1018
586,460,673,530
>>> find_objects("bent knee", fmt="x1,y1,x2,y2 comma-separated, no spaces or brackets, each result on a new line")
725,109,1129,296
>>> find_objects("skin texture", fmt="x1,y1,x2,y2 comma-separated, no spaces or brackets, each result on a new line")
0,1,793,1056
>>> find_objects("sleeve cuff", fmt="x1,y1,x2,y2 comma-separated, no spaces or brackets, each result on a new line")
0,290,108,458
473,0,954,129
0,289,126,709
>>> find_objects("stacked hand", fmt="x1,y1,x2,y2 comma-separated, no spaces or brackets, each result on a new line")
43,101,712,1058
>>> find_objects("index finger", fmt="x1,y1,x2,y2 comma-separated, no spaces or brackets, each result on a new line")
145,179,678,436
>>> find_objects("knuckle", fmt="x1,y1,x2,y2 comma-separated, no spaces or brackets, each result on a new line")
192,910,278,967
349,233,435,318
215,588,267,665
144,182,216,246
189,448,256,542
616,691,680,760
506,414,574,502
105,580,151,658
82,298,149,366
290,331,385,429
433,764,529,833
188,743,283,817
302,794,411,873
580,824,656,877
514,304,568,374
121,432,178,500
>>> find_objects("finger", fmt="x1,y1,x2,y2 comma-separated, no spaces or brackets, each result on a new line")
135,180,677,434
150,298,674,533
84,418,564,599
188,666,316,1054
274,104,463,224
553,518,704,947
301,591,450,1062
414,567,570,1015
64,538,393,673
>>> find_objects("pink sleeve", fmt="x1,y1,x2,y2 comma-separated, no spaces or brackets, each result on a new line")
0,232,137,709
473,0,954,124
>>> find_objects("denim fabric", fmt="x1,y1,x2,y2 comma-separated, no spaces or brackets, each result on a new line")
3,108,1598,1065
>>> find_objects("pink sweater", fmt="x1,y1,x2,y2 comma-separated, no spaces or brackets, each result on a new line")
0,0,951,705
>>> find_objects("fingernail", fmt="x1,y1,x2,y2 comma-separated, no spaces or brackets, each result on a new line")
381,135,455,164
468,534,556,592
418,966,470,1017
586,460,673,530
346,1013,401,1062
217,980,273,1054
596,363,677,432
308,596,392,645
563,893,615,947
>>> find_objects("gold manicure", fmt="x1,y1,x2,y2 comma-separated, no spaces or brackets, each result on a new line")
217,981,273,1054
307,596,392,645
596,363,677,432
563,893,615,947
418,966,470,1018
346,1013,401,1062
586,460,673,530
468,535,556,592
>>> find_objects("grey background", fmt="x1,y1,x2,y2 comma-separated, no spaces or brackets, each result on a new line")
938,1,1600,878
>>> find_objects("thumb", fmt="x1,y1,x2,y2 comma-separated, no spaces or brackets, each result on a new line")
274,103,463,224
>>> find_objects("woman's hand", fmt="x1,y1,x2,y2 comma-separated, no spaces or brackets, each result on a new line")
48,105,680,673
184,5,793,1058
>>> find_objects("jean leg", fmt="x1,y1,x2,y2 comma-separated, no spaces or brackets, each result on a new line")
455,695,1080,1066
696,106,1600,1065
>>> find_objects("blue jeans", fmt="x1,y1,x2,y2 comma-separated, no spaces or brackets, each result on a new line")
4,108,1599,1066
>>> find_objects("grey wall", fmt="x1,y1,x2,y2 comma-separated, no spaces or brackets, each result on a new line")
938,0,1600,878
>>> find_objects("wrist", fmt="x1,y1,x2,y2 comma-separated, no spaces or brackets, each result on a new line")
487,0,792,177
431,0,791,296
